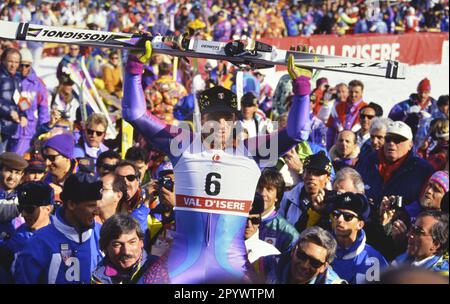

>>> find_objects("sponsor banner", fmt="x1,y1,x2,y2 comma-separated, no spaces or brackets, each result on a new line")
175,194,252,217
260,32,449,67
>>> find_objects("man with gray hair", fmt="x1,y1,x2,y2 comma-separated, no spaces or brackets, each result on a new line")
359,117,393,160
332,167,365,194
273,226,346,284
392,210,448,275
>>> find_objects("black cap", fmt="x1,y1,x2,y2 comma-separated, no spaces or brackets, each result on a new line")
60,172,103,203
250,193,265,215
437,95,449,107
241,92,258,108
331,192,371,221
198,86,238,114
59,73,74,86
303,151,332,175
77,158,96,175
17,181,54,207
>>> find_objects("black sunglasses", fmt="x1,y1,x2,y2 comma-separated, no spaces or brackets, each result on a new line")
409,224,432,237
360,114,375,120
247,216,262,225
295,247,326,269
332,210,359,222
87,129,105,137
119,174,138,182
20,64,31,68
18,205,38,214
42,153,60,162
385,135,407,144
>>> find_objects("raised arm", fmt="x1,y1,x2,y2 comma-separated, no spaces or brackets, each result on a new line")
122,41,192,164
245,53,312,165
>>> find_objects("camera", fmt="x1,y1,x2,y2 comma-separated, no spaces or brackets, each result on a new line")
159,176,174,192
390,196,403,210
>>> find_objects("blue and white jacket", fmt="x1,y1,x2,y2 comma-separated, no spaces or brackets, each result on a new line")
331,229,388,284
13,208,103,284
392,253,449,275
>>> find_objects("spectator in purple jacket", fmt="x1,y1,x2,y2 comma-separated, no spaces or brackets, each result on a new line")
8,48,49,156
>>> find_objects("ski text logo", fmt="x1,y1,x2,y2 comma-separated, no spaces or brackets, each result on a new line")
40,30,111,41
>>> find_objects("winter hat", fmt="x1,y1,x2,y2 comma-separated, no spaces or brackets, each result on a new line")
60,172,103,203
20,48,33,63
303,151,333,175
25,157,46,173
417,78,431,93
429,171,449,193
156,160,174,178
43,133,75,159
331,192,371,221
17,181,54,207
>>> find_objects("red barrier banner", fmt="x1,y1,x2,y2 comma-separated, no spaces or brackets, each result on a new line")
260,33,449,66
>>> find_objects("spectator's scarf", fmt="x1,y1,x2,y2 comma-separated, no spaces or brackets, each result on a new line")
377,150,410,183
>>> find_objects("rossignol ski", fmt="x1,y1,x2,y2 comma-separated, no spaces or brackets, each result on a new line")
0,20,406,79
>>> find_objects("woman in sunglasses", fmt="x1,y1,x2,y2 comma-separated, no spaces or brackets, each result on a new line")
274,226,346,284
73,113,109,163
124,42,312,284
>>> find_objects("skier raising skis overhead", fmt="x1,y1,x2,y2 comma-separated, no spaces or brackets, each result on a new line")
122,41,312,283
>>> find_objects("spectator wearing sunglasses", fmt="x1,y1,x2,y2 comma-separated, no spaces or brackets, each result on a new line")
14,173,104,284
74,113,109,163
6,48,49,156
0,181,54,281
330,192,388,284
96,150,121,177
125,147,151,185
355,102,383,149
256,169,299,256
115,160,142,213
96,173,127,224
245,193,280,283
392,210,448,275
0,152,28,243
42,133,78,203
279,151,336,233
274,226,346,284
356,121,434,209
358,117,393,161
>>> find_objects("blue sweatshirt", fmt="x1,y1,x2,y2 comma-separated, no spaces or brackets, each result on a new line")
13,208,103,284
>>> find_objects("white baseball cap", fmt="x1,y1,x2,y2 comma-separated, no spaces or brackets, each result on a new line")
20,48,33,64
387,121,413,141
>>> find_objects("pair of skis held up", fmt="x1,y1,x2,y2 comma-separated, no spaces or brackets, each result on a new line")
0,20,406,79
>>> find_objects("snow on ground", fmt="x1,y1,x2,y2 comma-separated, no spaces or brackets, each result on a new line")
35,44,449,115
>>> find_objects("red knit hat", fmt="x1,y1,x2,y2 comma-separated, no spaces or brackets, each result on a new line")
417,78,431,93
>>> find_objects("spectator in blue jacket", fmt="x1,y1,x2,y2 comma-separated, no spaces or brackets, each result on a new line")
356,121,434,208
91,214,157,284
0,48,26,154
392,210,448,275
14,172,103,284
330,192,388,284
7,48,49,156
274,226,346,284
0,181,54,282
256,169,299,255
